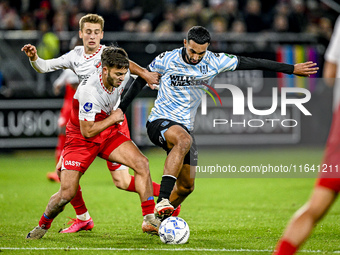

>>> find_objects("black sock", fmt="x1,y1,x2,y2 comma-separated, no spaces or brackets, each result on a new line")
157,175,176,203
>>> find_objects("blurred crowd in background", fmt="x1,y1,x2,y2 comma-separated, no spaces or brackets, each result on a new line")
0,0,338,40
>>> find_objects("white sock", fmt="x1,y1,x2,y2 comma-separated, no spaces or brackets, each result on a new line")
76,211,91,221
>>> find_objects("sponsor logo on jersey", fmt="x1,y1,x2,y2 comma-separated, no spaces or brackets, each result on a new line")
83,102,93,112
170,75,209,87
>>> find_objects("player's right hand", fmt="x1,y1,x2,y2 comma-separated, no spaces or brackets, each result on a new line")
110,108,124,124
21,44,38,61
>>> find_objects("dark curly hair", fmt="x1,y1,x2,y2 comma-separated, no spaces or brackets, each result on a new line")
187,26,211,44
101,46,129,70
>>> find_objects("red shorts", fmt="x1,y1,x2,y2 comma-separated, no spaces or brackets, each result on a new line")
315,105,340,192
107,116,131,171
316,178,340,192
61,130,130,173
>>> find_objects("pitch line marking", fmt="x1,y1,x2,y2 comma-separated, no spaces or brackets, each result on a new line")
0,247,335,253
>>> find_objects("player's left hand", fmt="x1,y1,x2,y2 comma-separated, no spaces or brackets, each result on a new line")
293,61,319,77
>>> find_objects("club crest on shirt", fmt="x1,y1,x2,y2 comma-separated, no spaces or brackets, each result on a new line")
200,65,208,74
94,60,101,68
83,102,93,112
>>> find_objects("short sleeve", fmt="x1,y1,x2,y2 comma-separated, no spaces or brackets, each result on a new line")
148,52,167,75
216,53,239,73
78,88,101,121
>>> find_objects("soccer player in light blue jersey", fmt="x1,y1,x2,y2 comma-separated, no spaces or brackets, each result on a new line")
119,26,319,220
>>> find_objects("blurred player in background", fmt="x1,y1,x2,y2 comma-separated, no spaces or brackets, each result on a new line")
273,16,340,255
119,26,318,220
21,13,167,234
26,46,160,239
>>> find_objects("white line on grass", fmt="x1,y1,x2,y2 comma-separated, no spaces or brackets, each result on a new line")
0,247,335,253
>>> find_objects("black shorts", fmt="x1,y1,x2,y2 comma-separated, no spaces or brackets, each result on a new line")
146,119,198,166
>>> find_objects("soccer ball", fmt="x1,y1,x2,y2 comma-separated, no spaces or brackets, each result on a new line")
159,217,190,244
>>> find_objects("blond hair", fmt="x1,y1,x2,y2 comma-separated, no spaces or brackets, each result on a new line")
79,14,104,31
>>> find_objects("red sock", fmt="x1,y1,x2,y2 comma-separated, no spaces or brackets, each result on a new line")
141,199,155,216
126,175,160,197
126,175,136,192
39,213,54,229
153,182,160,197
70,185,88,215
274,239,297,255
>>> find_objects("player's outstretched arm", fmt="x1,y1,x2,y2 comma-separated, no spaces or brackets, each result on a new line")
236,56,319,76
293,61,319,77
21,44,38,61
21,43,63,73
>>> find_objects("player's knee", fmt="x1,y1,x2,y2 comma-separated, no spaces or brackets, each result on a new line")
305,205,324,222
176,135,192,153
60,188,77,203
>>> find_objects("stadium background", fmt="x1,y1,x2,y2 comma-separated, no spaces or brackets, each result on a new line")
0,0,338,149
1,0,340,253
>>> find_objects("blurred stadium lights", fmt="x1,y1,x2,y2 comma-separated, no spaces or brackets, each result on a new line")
0,31,330,150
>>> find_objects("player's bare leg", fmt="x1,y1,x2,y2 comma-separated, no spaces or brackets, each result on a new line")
155,125,192,218
45,170,82,218
108,140,160,234
274,186,337,254
169,164,195,209
26,170,82,239
109,141,153,201
110,165,161,196
163,125,192,178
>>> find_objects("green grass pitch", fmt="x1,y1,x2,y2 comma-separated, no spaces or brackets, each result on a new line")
1,147,340,254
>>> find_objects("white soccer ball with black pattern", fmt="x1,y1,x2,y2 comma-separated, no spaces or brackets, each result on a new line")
159,217,190,244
